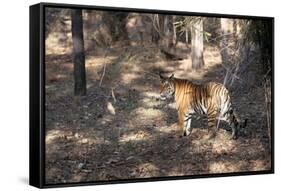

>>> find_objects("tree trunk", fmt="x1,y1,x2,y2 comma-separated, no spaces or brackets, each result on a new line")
264,77,271,149
220,18,235,86
163,15,169,36
191,18,204,69
220,18,231,66
185,25,189,47
172,16,177,46
163,15,173,48
71,9,86,96
151,14,160,44
115,12,129,41
151,26,160,44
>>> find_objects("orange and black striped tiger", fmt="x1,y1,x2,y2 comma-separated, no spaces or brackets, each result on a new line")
159,73,247,139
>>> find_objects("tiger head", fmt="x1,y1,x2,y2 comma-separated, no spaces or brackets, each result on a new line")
159,73,175,101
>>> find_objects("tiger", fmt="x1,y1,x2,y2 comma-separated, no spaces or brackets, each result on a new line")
159,73,247,139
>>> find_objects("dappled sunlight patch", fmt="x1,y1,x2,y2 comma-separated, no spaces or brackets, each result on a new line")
134,163,159,178
121,73,140,84
155,125,176,134
133,107,164,119
176,69,207,82
209,161,233,173
209,160,247,173
211,131,236,154
140,91,168,107
250,159,271,171
178,59,192,71
86,56,117,81
141,91,161,107
91,134,111,145
141,97,161,108
142,91,159,98
46,129,66,144
203,46,222,66
211,142,235,155
46,128,98,146
173,45,223,81
47,74,68,83
120,62,142,73
190,129,237,154
86,56,116,68
167,166,186,176
152,60,168,69
190,129,209,143
119,130,150,143
167,102,177,109
46,32,73,55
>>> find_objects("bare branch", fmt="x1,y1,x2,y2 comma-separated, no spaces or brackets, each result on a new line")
99,48,110,87
147,14,164,38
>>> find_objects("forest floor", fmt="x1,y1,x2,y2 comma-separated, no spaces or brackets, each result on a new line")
45,42,271,184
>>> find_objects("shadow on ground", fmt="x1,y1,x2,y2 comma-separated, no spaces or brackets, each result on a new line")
45,43,271,184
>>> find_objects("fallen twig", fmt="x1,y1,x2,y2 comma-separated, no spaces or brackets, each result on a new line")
111,88,117,103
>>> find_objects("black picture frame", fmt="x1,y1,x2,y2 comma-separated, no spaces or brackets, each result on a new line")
30,2,274,188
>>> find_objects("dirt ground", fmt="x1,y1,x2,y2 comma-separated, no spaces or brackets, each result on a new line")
45,40,271,184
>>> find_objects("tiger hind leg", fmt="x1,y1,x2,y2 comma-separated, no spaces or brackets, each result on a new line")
230,121,238,139
229,115,248,139
207,109,218,139
223,109,239,139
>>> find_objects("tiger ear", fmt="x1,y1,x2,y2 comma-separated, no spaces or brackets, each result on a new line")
169,74,174,79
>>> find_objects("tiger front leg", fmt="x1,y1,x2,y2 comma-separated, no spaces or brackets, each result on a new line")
207,110,218,139
183,112,193,136
177,111,190,137
224,110,241,140
229,113,240,140
177,113,185,137
178,110,193,137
